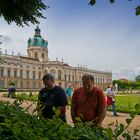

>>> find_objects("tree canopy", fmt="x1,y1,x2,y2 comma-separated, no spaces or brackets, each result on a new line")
0,0,48,27
135,75,140,82
89,0,140,16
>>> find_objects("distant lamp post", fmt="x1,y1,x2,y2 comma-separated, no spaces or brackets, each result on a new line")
115,83,118,94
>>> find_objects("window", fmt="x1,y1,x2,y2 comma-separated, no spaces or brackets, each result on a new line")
68,75,71,81
7,69,10,77
20,70,23,78
14,70,17,78
33,71,36,80
72,75,74,81
42,53,44,58
38,71,41,80
34,52,38,59
58,70,62,80
64,74,67,81
26,70,29,79
0,69,4,77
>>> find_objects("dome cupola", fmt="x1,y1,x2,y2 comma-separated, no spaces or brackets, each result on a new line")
34,26,41,37
27,26,48,48
27,26,49,62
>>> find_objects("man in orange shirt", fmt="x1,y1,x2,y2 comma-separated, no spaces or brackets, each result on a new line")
71,74,106,127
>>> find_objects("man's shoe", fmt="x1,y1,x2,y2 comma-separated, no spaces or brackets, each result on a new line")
114,114,119,116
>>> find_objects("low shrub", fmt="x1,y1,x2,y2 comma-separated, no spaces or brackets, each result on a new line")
0,101,140,140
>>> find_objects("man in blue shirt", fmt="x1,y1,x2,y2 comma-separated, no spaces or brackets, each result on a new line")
65,84,73,109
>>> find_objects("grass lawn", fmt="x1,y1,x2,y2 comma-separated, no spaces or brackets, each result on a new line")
112,94,140,114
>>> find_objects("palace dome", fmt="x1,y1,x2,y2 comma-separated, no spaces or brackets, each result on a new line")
27,26,48,48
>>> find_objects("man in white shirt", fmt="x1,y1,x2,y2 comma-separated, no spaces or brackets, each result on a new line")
106,85,119,116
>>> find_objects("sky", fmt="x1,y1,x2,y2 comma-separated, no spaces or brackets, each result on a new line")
0,0,140,80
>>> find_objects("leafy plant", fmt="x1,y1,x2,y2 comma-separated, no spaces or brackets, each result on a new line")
0,100,140,140
9,80,15,86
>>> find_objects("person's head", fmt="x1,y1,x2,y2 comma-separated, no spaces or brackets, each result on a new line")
110,85,115,90
107,85,110,88
82,74,94,93
69,84,72,88
42,74,55,89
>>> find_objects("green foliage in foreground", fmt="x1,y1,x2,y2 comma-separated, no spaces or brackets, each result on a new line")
0,101,140,140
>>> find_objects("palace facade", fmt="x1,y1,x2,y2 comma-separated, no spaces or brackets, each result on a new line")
0,26,112,90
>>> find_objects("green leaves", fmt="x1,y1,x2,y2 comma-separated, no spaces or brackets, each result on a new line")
135,75,140,82
135,6,140,16
89,0,96,6
0,100,140,140
134,103,140,111
110,0,115,3
89,0,140,16
0,0,48,26
126,118,132,126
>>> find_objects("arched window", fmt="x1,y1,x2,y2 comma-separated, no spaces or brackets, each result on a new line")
42,53,44,58
44,69,48,75
38,71,41,80
0,69,4,77
58,70,62,80
50,69,55,79
34,52,38,59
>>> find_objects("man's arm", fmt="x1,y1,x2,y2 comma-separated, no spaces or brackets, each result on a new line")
59,106,66,122
96,106,106,128
58,88,68,122
96,90,107,127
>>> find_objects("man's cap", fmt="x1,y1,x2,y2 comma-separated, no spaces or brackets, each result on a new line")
42,74,54,81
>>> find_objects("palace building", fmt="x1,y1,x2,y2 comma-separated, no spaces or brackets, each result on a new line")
0,26,112,90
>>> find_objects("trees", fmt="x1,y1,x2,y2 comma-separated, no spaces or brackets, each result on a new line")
113,79,140,91
0,0,48,27
135,75,140,82
89,0,140,16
